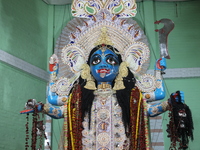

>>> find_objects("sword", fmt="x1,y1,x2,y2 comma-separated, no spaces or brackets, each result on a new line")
155,18,175,59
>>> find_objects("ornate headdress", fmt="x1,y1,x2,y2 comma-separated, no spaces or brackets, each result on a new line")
53,0,157,95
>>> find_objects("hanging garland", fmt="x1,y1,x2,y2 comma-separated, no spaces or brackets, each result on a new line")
24,104,51,150
31,107,38,150
129,87,150,149
25,114,29,150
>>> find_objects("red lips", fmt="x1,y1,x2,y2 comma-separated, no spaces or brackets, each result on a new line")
97,69,110,73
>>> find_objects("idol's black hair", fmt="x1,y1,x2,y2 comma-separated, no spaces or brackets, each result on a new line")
79,45,136,130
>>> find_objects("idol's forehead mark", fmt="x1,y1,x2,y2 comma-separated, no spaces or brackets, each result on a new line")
91,49,118,58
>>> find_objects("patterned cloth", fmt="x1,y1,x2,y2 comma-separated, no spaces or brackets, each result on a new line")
82,88,129,150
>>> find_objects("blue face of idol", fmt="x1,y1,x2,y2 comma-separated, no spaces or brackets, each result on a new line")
89,48,120,84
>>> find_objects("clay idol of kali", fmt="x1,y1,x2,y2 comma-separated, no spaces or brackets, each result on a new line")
21,0,193,149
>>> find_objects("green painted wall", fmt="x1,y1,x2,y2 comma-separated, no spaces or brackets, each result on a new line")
0,0,50,70
0,0,51,149
0,63,46,150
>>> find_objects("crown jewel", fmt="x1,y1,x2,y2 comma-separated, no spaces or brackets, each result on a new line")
94,27,114,46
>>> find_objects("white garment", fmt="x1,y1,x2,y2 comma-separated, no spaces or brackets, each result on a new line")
82,88,130,150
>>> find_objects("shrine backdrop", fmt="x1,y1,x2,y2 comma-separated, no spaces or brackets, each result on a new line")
0,0,199,150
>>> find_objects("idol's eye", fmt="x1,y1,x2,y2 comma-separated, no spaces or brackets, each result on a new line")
106,57,117,65
91,57,101,65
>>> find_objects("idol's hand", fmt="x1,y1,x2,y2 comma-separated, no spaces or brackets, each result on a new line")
155,57,167,71
171,91,185,103
49,54,59,73
168,91,184,104
49,54,59,83
20,99,43,114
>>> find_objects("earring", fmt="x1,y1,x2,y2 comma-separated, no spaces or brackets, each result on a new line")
81,64,97,90
113,62,128,90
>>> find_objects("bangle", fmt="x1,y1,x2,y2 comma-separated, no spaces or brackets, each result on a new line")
42,104,50,114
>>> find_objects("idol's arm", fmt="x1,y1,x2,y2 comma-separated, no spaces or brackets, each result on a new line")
48,84,68,106
143,58,166,101
48,54,68,105
44,54,67,118
20,54,67,118
20,99,65,119
147,91,185,117
42,104,64,119
147,101,169,117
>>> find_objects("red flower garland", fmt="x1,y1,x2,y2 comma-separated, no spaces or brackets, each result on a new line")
67,84,83,150
129,87,147,149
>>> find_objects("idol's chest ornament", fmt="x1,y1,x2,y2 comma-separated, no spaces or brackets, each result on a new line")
94,82,115,99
